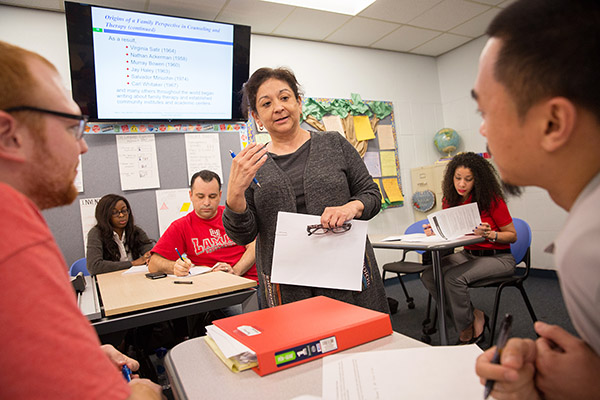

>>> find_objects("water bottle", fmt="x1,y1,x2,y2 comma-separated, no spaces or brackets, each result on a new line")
155,347,170,390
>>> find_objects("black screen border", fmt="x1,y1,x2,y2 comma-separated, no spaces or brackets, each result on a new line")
65,1,250,122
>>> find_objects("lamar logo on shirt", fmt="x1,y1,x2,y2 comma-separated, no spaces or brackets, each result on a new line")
191,229,236,255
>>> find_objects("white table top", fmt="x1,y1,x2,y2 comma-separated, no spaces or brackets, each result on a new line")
166,332,428,400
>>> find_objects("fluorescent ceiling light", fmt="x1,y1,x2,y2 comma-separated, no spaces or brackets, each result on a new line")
260,0,376,16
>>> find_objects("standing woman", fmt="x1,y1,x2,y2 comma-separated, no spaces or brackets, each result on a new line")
223,67,389,313
87,194,154,274
421,152,517,344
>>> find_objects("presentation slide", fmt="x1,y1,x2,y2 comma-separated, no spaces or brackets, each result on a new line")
91,7,234,120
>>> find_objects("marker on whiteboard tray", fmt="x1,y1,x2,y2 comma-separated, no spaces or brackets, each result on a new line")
229,150,261,187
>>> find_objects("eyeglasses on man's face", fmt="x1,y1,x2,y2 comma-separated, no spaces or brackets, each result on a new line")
306,223,352,236
4,106,88,141
111,208,130,217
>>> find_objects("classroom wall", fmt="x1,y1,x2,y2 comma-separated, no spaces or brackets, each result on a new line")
436,37,567,269
0,4,565,269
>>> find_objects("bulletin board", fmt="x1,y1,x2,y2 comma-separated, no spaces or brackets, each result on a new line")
42,123,249,268
247,95,404,209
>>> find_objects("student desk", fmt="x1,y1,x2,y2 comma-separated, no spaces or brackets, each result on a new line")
370,235,484,345
165,332,427,400
80,270,257,335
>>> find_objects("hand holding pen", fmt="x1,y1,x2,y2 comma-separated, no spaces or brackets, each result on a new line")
229,150,262,187
174,248,192,277
484,314,513,399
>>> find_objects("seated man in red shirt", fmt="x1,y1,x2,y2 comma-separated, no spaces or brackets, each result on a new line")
149,169,257,282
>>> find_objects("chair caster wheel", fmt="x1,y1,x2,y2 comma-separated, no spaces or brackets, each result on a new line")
408,302,415,309
421,335,432,344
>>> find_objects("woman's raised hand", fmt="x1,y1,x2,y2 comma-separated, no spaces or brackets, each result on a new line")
227,143,268,212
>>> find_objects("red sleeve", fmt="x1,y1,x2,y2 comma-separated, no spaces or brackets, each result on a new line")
488,197,513,229
0,188,130,399
151,214,187,261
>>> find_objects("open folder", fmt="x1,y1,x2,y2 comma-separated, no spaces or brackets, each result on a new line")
206,296,392,376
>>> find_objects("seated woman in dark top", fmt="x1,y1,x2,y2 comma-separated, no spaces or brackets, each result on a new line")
87,194,154,275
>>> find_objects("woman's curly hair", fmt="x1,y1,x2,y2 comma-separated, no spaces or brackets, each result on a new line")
442,152,505,211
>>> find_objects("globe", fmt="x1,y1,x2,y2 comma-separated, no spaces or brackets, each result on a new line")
434,128,461,157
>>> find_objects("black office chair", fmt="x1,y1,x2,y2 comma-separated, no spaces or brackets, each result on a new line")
468,218,537,347
382,219,429,310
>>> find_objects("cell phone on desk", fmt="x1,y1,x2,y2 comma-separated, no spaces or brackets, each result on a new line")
145,272,167,280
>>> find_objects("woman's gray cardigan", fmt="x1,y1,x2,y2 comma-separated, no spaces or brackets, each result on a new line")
223,131,389,313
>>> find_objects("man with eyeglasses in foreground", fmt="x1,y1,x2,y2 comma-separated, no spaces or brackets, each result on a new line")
0,41,162,399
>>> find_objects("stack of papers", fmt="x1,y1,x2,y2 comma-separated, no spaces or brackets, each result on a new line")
205,324,257,372
381,203,481,243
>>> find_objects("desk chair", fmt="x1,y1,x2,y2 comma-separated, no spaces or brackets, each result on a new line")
69,257,89,276
382,219,429,310
468,218,537,347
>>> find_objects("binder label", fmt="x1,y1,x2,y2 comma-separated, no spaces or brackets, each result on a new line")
237,325,261,336
274,336,338,368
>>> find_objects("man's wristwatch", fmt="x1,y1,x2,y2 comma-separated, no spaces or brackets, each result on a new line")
489,231,498,242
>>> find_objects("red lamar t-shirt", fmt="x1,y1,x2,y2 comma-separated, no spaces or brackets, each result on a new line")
0,183,130,399
152,206,258,281
443,194,512,251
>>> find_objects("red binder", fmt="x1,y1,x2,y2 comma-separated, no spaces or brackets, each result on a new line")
212,296,392,376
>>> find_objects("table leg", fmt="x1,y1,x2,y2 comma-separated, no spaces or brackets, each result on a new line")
431,250,448,345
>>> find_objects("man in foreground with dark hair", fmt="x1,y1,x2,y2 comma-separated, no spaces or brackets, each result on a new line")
471,0,600,398
0,40,162,399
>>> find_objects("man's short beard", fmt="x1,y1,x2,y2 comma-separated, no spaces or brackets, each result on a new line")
487,144,523,197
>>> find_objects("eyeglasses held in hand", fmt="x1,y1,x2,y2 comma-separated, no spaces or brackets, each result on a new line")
306,223,352,236
111,208,130,217
4,106,88,140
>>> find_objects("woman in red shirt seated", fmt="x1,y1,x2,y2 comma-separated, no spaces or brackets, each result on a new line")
421,152,517,344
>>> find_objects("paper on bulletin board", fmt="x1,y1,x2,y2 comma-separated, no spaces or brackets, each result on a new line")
363,152,382,177
373,179,385,203
184,133,223,183
116,134,160,191
353,115,375,141
382,178,404,203
156,188,192,236
379,151,397,176
74,155,84,192
377,124,396,150
80,197,102,250
322,114,346,136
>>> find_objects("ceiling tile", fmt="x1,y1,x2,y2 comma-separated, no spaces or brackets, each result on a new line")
408,0,490,31
498,0,518,8
272,8,351,41
0,0,61,11
216,0,294,34
325,17,399,47
371,25,439,53
450,7,500,37
411,32,471,56
147,0,227,20
81,0,149,13
358,0,442,24
467,0,503,5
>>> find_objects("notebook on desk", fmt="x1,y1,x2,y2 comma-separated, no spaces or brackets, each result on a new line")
208,296,393,376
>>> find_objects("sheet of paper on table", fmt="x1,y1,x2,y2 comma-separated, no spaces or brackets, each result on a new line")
322,344,483,400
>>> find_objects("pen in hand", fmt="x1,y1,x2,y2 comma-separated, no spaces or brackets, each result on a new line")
175,247,185,262
122,364,132,382
229,150,261,188
175,248,191,276
484,313,513,399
